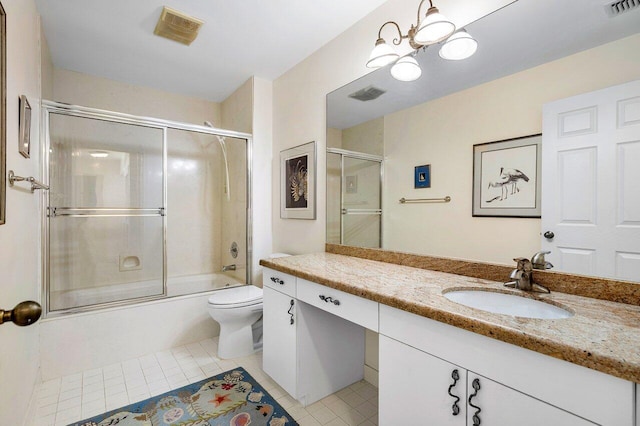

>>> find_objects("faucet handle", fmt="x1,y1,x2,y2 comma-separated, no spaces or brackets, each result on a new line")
513,257,532,271
531,251,553,270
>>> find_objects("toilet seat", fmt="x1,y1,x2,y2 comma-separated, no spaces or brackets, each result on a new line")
208,285,263,309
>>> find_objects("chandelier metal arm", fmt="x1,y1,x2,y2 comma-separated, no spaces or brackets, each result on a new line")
377,21,406,46
416,0,435,25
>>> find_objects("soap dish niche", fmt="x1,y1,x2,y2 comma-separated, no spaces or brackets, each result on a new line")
119,255,142,272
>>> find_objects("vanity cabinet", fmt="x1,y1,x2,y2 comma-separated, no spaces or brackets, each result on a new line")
380,305,634,426
380,336,591,425
263,286,297,396
262,268,366,406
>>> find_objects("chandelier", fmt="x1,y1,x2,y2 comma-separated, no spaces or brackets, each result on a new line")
366,0,478,81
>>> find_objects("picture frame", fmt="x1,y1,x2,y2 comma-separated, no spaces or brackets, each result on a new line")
280,141,316,219
414,164,431,188
472,134,542,218
18,94,31,158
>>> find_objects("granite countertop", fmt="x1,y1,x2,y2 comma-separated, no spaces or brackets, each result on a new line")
260,252,640,383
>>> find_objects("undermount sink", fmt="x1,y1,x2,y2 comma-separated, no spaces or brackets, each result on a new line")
443,289,573,319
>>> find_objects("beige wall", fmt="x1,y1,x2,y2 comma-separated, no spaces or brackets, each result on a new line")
0,1,44,424
52,68,222,126
342,117,384,156
383,34,640,265
222,78,252,134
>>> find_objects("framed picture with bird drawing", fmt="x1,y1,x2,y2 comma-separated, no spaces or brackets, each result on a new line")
472,134,542,218
280,141,316,219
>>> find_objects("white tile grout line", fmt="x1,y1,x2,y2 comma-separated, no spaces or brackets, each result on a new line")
30,338,378,426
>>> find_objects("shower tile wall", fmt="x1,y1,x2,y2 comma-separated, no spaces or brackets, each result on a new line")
220,78,252,282
167,129,224,279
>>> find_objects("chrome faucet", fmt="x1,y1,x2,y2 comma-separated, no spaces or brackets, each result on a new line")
531,250,554,270
505,253,551,293
222,264,236,272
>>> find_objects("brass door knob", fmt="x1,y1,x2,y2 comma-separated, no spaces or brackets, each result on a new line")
0,301,42,326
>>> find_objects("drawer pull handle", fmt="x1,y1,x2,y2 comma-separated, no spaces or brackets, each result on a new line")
270,277,284,285
468,378,481,425
447,369,460,416
318,295,340,306
288,299,294,325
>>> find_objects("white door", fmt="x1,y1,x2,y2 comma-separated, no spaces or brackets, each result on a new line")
542,80,640,281
466,373,594,425
379,335,466,425
262,287,297,397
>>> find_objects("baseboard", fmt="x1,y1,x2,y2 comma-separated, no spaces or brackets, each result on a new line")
364,364,378,387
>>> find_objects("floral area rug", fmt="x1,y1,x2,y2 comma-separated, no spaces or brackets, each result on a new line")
70,367,298,426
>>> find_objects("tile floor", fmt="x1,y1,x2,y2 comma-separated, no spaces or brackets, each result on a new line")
30,338,378,426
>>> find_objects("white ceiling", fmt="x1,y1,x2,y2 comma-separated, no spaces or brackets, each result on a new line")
35,0,389,102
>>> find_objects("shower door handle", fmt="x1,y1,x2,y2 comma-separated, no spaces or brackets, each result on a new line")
0,301,42,326
341,208,382,215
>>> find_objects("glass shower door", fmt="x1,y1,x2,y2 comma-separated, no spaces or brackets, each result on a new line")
47,113,165,312
340,155,382,248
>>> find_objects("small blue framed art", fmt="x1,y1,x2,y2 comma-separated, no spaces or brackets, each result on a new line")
414,164,431,188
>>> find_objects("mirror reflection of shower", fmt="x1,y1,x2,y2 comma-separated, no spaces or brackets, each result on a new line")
44,102,250,315
327,148,383,248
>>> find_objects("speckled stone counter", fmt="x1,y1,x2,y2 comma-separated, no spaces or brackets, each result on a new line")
260,252,640,383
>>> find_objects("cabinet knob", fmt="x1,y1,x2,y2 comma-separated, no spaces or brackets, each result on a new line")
447,369,460,416
0,301,42,326
543,230,555,240
319,295,340,306
468,378,482,425
287,299,294,325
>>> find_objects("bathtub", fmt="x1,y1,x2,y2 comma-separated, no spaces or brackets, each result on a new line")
50,272,245,312
41,271,252,378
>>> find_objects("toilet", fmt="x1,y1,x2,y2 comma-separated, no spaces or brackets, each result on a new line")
208,285,263,359
208,253,290,359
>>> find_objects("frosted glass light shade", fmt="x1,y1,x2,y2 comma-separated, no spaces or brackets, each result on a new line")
366,39,399,68
390,56,422,82
414,7,455,45
439,31,478,60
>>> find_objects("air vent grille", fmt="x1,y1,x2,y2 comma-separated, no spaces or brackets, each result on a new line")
606,0,640,17
348,86,386,102
154,6,204,46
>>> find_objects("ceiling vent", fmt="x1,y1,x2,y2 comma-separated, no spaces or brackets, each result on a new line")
154,6,204,46
348,86,386,102
606,0,640,17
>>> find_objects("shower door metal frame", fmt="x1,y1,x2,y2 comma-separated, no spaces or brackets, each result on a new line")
41,100,253,317
327,147,383,247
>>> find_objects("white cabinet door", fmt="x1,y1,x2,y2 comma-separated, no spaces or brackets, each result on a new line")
263,286,297,398
466,372,594,426
379,335,465,426
542,80,640,281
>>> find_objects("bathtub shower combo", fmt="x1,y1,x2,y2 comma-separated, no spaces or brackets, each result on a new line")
41,101,252,316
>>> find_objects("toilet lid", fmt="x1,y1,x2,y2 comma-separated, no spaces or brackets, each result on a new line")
208,285,263,306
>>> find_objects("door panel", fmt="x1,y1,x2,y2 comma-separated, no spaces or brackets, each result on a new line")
542,80,640,281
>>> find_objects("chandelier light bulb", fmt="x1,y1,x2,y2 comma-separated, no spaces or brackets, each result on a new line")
439,31,478,60
414,6,455,45
366,38,399,68
390,55,422,82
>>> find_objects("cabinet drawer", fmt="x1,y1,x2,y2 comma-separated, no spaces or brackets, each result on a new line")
297,278,378,331
263,268,296,297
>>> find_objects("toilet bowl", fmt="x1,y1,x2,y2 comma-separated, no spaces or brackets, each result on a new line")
207,285,263,359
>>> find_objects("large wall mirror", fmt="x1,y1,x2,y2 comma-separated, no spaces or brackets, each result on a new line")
326,0,640,283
